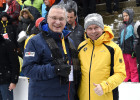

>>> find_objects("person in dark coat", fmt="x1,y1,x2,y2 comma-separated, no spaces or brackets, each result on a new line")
105,0,119,15
134,21,140,81
82,0,96,17
118,9,139,82
0,12,17,48
0,34,20,100
136,0,140,6
23,0,43,21
66,8,84,49
6,0,21,26
59,0,78,13
17,8,34,57
22,5,81,100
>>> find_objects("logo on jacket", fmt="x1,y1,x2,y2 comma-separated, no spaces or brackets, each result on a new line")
119,58,122,63
83,47,87,52
100,50,105,52
25,52,35,57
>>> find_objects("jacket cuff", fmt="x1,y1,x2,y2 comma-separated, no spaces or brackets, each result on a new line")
11,75,19,84
100,81,110,94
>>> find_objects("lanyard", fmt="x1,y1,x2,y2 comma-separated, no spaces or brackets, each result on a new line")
1,20,8,33
61,35,67,55
61,34,69,64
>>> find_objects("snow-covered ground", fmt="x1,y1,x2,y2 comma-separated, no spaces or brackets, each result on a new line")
14,77,140,100
119,82,140,100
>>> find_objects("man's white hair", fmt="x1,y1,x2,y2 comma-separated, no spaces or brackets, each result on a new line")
48,5,67,19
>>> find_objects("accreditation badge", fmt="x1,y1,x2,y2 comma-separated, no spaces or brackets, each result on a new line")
69,65,74,81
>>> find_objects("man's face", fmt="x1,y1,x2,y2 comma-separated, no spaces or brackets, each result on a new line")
123,12,129,22
67,12,76,25
44,0,50,6
2,17,8,21
47,8,66,33
86,24,104,40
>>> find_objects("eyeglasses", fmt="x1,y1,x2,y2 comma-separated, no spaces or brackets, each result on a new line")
48,16,65,21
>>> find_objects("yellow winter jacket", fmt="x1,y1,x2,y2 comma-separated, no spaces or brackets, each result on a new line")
78,25,126,100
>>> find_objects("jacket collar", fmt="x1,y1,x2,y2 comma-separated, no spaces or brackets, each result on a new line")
40,21,71,39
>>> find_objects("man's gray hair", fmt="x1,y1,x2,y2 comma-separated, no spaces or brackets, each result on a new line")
48,5,67,19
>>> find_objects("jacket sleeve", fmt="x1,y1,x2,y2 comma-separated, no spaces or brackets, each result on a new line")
100,45,126,94
132,30,138,52
7,40,20,84
22,38,56,80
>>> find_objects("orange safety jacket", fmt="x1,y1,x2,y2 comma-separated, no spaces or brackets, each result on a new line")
0,0,6,7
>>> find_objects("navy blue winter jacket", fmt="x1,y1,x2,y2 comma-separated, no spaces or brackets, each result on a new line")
22,23,76,100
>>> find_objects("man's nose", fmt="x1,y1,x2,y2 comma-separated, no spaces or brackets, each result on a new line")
91,29,96,33
55,19,61,24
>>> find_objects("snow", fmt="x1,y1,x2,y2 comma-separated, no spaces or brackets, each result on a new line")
13,77,140,100
119,82,140,100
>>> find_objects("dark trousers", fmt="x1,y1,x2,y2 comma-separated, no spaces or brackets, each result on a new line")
82,0,96,17
0,84,13,100
136,0,140,5
106,0,119,13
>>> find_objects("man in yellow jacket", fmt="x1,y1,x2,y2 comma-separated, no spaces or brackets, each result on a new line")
78,13,126,100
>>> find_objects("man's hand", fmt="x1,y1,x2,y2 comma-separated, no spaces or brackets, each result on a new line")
9,83,16,91
55,64,71,77
93,83,104,96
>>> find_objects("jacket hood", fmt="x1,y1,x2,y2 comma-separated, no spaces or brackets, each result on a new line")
103,25,114,41
39,19,71,39
19,8,34,21
48,0,55,7
0,12,10,20
86,25,114,45
122,9,134,24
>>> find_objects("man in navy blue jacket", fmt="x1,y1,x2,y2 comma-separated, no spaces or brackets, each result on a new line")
22,4,80,100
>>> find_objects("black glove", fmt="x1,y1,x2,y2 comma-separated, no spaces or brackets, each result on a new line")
55,64,71,77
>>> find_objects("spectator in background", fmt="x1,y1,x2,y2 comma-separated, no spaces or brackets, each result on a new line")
6,0,21,26
66,8,84,49
105,0,119,15
0,34,20,100
59,0,78,13
24,17,45,48
22,5,80,100
134,21,140,81
0,12,17,49
0,0,6,12
16,8,34,57
23,0,43,21
82,0,96,17
42,0,61,18
78,13,126,100
136,0,140,6
118,9,139,82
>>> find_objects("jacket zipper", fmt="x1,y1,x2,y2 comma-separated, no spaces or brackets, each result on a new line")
89,46,94,100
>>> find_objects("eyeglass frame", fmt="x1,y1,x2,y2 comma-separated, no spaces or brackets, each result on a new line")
48,16,66,22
